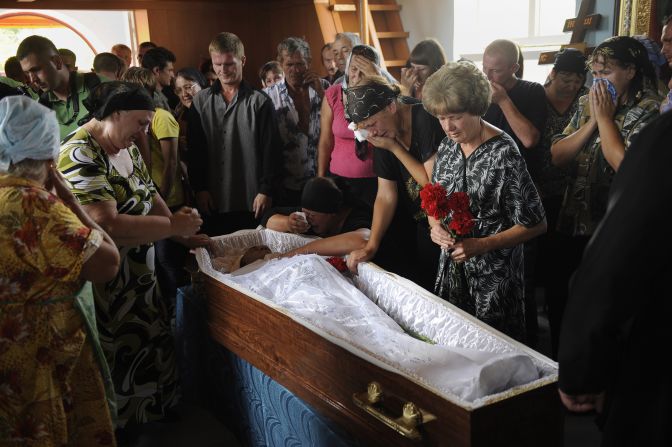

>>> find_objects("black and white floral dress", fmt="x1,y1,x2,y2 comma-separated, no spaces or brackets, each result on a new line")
432,133,545,340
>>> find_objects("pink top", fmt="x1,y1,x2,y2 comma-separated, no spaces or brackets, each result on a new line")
326,83,375,178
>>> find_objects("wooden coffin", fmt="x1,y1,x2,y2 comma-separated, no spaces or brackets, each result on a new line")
197,230,563,447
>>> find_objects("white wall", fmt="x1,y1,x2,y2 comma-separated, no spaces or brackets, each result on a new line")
398,0,454,61
578,0,616,47
399,0,617,61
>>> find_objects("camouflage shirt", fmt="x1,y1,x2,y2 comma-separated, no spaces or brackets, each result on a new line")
553,90,660,236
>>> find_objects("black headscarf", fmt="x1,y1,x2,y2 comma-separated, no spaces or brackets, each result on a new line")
554,48,587,74
344,82,398,124
81,81,155,124
591,36,658,97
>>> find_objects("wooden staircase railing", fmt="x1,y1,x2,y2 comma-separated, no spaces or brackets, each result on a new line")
314,0,410,80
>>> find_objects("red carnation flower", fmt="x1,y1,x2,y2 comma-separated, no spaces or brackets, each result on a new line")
447,191,470,213
419,183,451,220
448,210,475,236
326,256,348,273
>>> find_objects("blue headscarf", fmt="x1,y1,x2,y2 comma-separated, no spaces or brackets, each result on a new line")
0,96,59,170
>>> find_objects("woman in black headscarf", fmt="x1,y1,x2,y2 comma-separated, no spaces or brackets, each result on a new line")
57,81,208,438
344,76,444,290
549,36,661,358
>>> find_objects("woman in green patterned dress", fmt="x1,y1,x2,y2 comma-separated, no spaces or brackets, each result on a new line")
57,82,208,437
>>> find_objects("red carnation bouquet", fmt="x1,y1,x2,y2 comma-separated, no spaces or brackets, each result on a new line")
326,256,349,274
420,184,475,237
419,183,474,305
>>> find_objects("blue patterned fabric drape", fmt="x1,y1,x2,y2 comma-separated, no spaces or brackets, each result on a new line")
176,286,357,447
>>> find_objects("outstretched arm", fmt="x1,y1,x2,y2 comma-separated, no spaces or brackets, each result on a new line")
283,228,370,257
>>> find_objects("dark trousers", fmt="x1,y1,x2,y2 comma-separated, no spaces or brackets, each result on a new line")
201,211,259,237
155,238,190,302
523,238,539,348
414,220,441,293
546,233,590,359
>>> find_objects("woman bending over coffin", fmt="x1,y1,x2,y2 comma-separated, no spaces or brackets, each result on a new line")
0,96,120,446
57,82,208,436
423,62,547,341
344,77,445,290
263,176,371,257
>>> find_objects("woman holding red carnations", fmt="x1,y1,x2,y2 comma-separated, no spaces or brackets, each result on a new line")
423,62,546,341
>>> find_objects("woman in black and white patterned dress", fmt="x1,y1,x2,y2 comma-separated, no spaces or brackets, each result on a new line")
422,62,547,341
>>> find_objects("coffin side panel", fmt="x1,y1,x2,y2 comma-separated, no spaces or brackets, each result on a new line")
205,276,473,447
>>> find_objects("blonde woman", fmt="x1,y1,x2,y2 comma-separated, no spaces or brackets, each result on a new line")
423,62,546,341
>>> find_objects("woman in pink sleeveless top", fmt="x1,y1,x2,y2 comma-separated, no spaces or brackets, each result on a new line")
317,45,383,207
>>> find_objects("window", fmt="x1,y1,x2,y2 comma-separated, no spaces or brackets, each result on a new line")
453,0,577,84
1,9,134,76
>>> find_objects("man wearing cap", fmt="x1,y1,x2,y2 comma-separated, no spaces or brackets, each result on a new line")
262,176,372,256
17,36,101,139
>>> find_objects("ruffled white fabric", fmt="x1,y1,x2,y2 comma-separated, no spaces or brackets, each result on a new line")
228,254,539,401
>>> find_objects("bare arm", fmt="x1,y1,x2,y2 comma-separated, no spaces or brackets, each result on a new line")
347,178,398,272
149,194,210,248
367,136,430,186
498,97,540,149
48,167,120,282
80,237,121,283
284,229,370,257
82,198,201,247
266,212,310,234
490,81,541,150
449,219,547,262
551,119,597,168
158,137,179,199
317,99,335,177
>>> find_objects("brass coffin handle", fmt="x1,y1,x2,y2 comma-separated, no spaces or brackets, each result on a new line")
352,381,437,440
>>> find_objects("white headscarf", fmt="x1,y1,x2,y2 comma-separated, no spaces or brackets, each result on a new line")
0,96,60,170
342,44,398,89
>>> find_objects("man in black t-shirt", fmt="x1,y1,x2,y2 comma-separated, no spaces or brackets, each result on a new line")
481,39,547,347
262,177,371,256
482,39,547,181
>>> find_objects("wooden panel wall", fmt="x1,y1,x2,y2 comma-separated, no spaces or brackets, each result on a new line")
2,0,328,88
146,1,327,87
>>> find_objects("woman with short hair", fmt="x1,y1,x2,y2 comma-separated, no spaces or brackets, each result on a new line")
423,62,546,341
